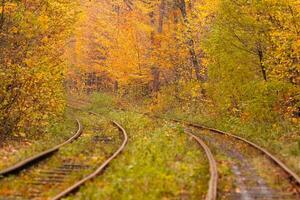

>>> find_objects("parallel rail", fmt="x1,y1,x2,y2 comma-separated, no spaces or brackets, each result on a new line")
52,118,128,200
0,120,83,177
68,106,300,196
111,109,300,191
172,118,300,189
185,130,218,200
0,110,128,200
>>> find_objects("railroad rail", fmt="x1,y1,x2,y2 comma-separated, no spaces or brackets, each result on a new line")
0,111,128,200
52,118,128,200
105,109,300,190
172,118,300,189
0,119,83,177
185,130,218,200
138,112,300,196
67,105,300,196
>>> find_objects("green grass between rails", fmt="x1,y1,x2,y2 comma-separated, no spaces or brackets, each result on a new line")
66,95,210,200
0,109,121,199
160,109,300,175
88,92,300,175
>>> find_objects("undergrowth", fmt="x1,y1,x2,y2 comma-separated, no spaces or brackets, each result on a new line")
160,109,300,175
0,112,76,170
69,93,210,200
91,92,300,175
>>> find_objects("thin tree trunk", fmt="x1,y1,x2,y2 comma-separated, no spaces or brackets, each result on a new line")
177,0,205,82
151,67,160,92
158,0,165,33
149,11,161,93
114,80,119,93
257,44,267,81
0,0,5,30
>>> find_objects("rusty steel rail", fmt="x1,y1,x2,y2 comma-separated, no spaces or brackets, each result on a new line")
51,119,128,200
185,130,218,200
0,120,83,177
101,109,300,188
172,119,300,188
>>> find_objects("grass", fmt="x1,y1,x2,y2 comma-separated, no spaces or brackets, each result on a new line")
160,109,300,175
3,91,296,199
192,128,295,198
101,91,299,176
0,112,76,170
69,92,299,199
67,94,210,200
0,108,121,199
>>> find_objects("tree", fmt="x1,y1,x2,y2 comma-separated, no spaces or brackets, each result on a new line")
0,0,78,136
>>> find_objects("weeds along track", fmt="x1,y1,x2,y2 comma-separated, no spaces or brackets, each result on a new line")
0,120,83,177
0,112,128,200
136,112,300,199
177,120,300,186
52,112,128,200
175,119,300,199
185,130,218,200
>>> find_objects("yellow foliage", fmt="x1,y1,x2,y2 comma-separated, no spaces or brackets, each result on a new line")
0,0,79,136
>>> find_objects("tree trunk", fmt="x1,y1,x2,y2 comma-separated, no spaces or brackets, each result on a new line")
257,46,267,81
177,0,205,82
158,0,165,33
151,67,160,92
149,10,161,93
0,0,5,31
114,80,119,93
123,0,133,10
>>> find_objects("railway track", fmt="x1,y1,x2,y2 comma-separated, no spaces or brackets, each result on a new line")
185,130,218,200
175,119,300,185
92,107,300,199
52,117,128,200
33,100,299,199
131,111,299,199
0,119,83,177
0,112,128,200
176,119,300,200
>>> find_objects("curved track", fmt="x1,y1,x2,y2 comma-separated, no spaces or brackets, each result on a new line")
185,130,218,200
111,109,300,197
139,112,300,198
0,111,128,200
52,117,128,200
174,119,300,189
0,119,83,177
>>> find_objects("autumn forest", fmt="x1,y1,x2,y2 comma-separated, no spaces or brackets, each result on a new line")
0,0,299,199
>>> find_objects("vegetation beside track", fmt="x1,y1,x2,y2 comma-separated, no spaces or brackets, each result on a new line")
67,94,211,200
0,114,75,170
88,93,300,176
160,108,300,176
